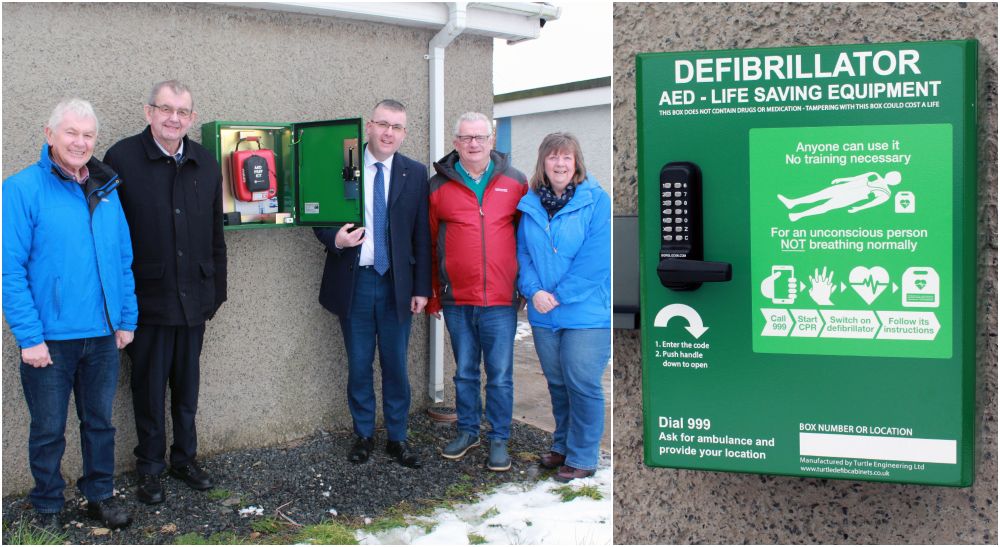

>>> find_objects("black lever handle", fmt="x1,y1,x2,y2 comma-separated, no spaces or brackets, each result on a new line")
656,161,732,291
658,258,732,291
342,146,358,182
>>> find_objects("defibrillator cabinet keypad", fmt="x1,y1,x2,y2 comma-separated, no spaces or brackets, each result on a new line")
659,166,699,259
655,162,730,291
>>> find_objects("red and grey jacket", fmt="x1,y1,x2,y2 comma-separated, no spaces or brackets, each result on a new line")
427,149,528,314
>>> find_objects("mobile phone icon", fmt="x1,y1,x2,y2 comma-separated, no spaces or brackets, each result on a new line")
761,265,797,305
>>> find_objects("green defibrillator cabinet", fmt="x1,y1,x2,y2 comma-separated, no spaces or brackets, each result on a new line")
202,119,364,229
637,40,978,486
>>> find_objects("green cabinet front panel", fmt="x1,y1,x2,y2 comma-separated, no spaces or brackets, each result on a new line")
202,118,363,229
637,41,978,486
293,120,364,227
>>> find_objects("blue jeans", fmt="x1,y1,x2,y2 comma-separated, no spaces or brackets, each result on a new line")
340,266,412,441
19,335,120,512
531,327,610,470
443,305,517,440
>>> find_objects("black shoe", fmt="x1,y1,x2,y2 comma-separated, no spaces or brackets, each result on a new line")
32,511,62,534
136,472,165,504
386,440,422,469
349,437,374,463
169,462,214,491
85,498,132,529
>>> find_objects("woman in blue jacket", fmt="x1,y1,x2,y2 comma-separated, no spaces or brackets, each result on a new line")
517,133,611,482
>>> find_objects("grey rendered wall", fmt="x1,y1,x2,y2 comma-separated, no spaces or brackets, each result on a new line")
613,2,997,544
508,105,613,193
2,2,488,496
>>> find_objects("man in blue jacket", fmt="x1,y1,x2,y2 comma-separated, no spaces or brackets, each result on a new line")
2,98,137,530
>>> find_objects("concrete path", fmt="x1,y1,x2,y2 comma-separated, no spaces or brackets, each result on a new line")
512,312,612,449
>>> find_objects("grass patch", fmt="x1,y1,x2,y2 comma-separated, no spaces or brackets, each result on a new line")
480,506,500,520
435,498,457,511
206,488,232,501
515,451,538,463
250,516,285,534
174,531,248,544
444,475,476,501
468,532,487,544
362,515,408,534
3,519,68,545
294,522,358,545
383,500,436,519
552,484,603,502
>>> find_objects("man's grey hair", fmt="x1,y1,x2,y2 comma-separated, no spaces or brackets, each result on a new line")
148,80,194,109
47,98,99,133
453,112,493,137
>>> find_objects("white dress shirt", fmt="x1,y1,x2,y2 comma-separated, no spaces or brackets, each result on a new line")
358,147,394,267
153,137,185,159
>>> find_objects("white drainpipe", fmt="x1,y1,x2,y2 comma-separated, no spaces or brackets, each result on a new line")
426,2,467,403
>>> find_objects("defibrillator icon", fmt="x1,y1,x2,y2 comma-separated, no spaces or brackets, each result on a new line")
901,267,939,308
895,191,916,213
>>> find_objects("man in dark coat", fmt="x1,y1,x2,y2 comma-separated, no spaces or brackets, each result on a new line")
314,99,430,468
104,80,227,504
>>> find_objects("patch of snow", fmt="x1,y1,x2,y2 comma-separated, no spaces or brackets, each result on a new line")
513,320,533,342
238,506,264,517
357,464,612,545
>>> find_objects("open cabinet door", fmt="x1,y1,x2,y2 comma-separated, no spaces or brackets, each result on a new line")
294,118,365,227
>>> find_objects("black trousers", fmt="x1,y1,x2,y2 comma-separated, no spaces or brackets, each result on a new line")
126,323,205,475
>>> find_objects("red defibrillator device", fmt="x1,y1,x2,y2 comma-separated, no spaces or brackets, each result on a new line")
230,136,277,202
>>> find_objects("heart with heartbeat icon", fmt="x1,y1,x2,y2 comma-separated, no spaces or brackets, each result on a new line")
848,266,890,305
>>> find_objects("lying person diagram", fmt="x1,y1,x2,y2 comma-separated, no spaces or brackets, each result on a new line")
777,170,902,222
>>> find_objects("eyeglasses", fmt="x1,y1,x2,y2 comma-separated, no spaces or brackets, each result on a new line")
148,104,193,119
456,135,491,144
371,120,405,132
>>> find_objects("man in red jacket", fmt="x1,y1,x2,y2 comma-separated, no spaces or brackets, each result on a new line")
427,112,527,471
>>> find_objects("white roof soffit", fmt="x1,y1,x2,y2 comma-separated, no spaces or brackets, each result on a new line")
227,2,561,42
494,86,611,118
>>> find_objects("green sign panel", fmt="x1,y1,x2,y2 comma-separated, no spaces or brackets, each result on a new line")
750,123,953,358
637,41,977,486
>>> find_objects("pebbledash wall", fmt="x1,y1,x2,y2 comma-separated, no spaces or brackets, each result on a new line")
613,2,997,544
1,2,490,496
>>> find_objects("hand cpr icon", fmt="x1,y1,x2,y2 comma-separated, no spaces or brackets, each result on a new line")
807,267,837,306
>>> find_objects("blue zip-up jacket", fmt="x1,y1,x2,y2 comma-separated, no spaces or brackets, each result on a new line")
516,176,611,330
2,145,138,348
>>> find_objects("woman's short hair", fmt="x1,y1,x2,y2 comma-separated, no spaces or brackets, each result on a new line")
530,132,586,191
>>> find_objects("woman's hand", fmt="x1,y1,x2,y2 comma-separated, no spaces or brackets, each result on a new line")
532,290,560,314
